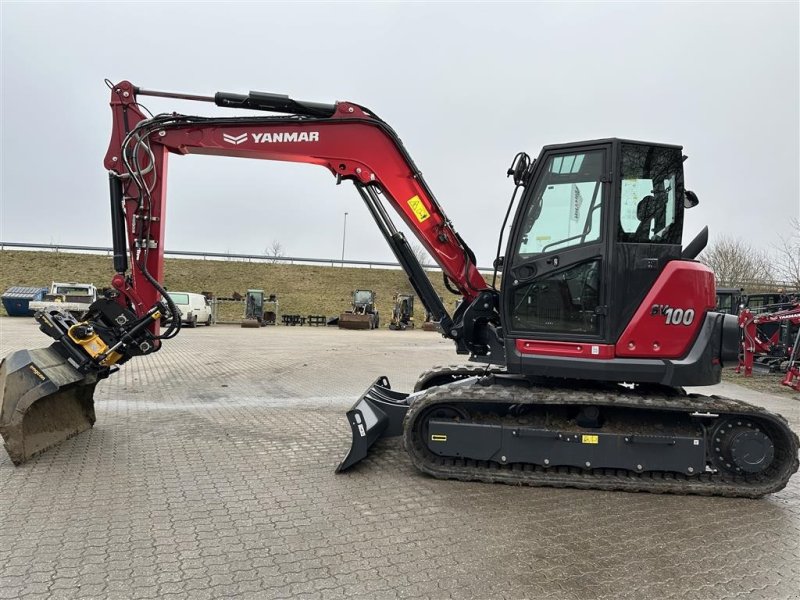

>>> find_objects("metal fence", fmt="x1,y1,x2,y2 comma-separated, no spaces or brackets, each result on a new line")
0,241,495,272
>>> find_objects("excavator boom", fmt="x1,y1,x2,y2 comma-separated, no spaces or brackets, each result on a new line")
0,80,490,464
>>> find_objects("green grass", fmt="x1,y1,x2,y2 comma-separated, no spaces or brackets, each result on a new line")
0,250,466,325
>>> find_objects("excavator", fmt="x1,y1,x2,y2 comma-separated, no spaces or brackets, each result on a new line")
389,293,415,330
0,80,797,498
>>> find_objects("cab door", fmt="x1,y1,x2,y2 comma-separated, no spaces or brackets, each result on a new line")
501,143,613,344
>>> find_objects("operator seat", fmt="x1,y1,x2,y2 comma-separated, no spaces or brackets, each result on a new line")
633,194,667,242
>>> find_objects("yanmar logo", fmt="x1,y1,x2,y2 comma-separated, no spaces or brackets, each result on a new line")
222,133,248,145
222,131,319,145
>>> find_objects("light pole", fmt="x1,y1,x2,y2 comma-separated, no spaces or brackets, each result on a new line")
341,212,348,267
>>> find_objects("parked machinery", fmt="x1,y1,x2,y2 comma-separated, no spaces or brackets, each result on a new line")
782,325,800,391
0,80,797,496
241,289,265,328
264,294,279,325
389,294,415,330
737,302,800,375
715,287,745,315
338,289,379,330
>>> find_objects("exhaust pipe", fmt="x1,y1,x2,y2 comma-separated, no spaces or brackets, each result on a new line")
336,376,410,472
0,345,99,465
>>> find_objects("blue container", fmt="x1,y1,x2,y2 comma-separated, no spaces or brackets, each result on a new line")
1,286,47,317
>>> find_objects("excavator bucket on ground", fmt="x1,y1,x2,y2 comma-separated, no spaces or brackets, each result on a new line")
0,345,99,465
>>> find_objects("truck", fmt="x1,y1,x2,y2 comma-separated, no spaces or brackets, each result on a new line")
28,282,98,318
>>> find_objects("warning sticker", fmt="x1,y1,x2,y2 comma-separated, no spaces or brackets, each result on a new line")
581,434,599,444
407,195,430,223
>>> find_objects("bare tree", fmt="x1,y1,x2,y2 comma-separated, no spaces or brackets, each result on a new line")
698,235,773,288
771,218,800,289
264,240,285,264
409,242,430,268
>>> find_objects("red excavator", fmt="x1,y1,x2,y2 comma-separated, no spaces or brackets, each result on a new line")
0,80,797,497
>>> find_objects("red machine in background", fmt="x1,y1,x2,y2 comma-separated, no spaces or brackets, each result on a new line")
736,301,800,379
782,326,800,392
0,80,797,497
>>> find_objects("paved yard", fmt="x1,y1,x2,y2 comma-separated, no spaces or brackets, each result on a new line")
0,318,798,600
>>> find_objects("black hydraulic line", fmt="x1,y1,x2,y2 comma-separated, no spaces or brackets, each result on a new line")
215,90,336,118
356,184,452,334
134,87,216,103
108,173,128,274
134,85,337,117
369,188,400,236
357,185,395,246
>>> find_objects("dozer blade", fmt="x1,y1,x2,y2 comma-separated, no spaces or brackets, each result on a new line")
336,376,412,472
241,318,261,328
0,345,99,465
338,313,372,330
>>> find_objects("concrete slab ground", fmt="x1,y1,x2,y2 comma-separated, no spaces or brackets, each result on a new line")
0,318,798,600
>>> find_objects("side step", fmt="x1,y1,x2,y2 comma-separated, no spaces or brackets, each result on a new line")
336,377,411,472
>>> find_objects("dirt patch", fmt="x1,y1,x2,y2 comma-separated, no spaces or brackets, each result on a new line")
722,368,800,400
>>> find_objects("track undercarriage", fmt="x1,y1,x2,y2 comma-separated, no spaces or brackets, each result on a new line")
339,366,799,498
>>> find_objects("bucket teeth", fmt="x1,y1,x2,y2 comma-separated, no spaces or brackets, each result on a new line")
0,345,98,465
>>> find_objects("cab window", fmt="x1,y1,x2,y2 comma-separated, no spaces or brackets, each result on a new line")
516,150,605,258
619,144,683,244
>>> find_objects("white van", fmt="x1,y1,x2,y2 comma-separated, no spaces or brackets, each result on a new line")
165,292,213,327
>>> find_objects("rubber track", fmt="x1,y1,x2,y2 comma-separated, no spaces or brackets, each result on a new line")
403,372,799,498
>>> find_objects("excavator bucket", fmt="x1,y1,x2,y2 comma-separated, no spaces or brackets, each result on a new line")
336,376,411,472
338,313,373,330
241,319,261,328
0,345,99,465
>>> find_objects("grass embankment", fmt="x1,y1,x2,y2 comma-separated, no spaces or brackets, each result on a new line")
0,250,462,324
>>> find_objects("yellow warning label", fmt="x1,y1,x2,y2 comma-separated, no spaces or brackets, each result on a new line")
407,195,430,223
582,435,599,444
430,434,447,442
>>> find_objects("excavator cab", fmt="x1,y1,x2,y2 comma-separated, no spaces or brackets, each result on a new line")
504,140,684,341
496,140,730,385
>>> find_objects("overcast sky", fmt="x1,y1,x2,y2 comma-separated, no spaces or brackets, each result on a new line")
1,2,798,267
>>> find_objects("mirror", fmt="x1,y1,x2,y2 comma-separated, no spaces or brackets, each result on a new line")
507,152,531,186
684,190,699,209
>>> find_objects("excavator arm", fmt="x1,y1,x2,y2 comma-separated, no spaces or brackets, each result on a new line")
0,80,498,464
103,80,488,335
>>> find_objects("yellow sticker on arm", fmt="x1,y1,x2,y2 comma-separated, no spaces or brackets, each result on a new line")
407,195,430,223
582,434,599,444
